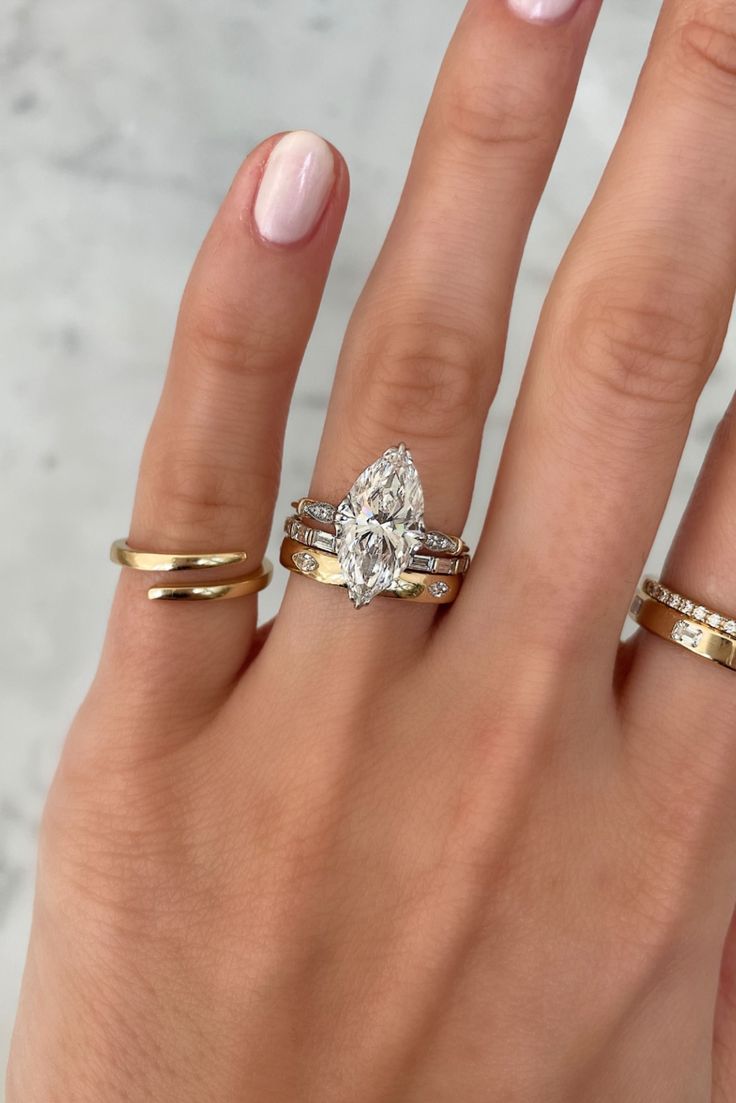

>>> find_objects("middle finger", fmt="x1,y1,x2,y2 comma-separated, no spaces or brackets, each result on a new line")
281,0,601,624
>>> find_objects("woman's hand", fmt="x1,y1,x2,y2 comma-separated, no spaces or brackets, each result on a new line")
10,0,736,1099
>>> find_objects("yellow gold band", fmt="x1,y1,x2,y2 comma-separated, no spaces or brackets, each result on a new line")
110,538,270,602
280,538,461,604
148,560,272,602
630,578,736,671
110,539,247,572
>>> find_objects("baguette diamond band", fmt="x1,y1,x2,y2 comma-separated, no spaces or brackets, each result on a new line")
284,516,470,576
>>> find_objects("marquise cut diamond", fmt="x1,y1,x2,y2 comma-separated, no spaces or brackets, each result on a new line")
424,531,454,554
293,551,319,574
335,444,425,608
305,501,336,524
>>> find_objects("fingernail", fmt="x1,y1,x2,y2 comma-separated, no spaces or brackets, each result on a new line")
254,130,335,245
507,0,582,23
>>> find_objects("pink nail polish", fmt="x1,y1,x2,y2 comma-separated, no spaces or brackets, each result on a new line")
507,0,582,23
254,130,335,245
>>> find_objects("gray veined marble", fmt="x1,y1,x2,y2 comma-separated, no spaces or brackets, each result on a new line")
1,0,731,1084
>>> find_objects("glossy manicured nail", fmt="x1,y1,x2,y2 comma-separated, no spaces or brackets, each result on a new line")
507,0,582,22
254,130,335,245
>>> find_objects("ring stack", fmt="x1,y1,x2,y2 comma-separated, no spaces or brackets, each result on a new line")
630,577,736,671
281,443,471,608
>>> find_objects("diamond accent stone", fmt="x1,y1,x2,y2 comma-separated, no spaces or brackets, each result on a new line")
680,600,694,615
304,501,336,524
671,621,704,648
335,444,425,608
427,580,450,598
424,531,455,554
708,613,723,629
693,606,708,622
725,620,736,636
293,551,318,574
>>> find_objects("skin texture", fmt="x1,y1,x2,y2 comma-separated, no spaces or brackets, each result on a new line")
9,0,736,1098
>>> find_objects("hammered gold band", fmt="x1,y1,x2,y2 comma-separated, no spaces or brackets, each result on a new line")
110,538,271,602
280,538,461,604
630,578,736,672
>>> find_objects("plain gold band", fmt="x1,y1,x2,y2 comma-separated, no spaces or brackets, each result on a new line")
110,539,248,572
280,538,461,604
148,560,272,602
630,582,736,672
110,538,270,602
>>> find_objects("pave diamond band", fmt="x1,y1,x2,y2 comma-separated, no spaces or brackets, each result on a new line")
629,578,736,671
282,444,471,608
281,539,462,604
641,578,736,634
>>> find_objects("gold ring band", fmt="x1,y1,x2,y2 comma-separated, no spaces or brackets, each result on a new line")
630,578,736,671
110,539,248,572
110,538,270,602
281,538,461,604
148,560,272,602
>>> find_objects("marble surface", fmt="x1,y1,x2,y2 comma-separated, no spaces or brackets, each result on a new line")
2,0,734,1080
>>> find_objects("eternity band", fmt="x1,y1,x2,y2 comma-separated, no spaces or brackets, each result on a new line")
629,578,736,671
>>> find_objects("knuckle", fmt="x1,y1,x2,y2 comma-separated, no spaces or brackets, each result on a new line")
181,301,285,382
560,281,717,420
150,454,245,532
441,72,552,154
357,321,488,443
676,6,736,103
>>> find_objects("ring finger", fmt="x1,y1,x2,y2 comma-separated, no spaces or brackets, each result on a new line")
464,0,736,674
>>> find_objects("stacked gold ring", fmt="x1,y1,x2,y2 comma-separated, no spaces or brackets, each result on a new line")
630,578,736,672
110,539,272,601
280,538,462,604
